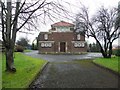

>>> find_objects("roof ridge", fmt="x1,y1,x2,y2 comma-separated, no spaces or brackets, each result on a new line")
51,21,74,27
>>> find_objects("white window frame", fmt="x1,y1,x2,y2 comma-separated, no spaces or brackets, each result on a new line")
77,34,80,40
74,42,84,48
78,43,81,47
74,43,78,47
44,34,48,40
48,43,52,47
41,43,45,47
41,42,52,48
81,43,85,47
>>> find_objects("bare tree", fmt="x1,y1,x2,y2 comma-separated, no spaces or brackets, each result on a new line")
75,6,120,58
0,0,68,72
115,2,120,30
16,37,29,48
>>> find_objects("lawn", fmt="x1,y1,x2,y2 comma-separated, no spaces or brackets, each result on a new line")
93,56,120,74
1,52,47,88
24,49,33,52
0,53,2,89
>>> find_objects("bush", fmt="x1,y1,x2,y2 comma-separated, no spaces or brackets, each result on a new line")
113,49,120,56
15,45,24,52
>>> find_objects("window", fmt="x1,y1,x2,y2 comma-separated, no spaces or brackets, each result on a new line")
44,43,47,47
81,43,85,47
74,43,78,47
70,27,74,31
41,43,45,47
74,42,84,48
77,34,80,40
74,43,81,47
48,43,52,47
44,34,48,40
78,43,81,47
41,43,52,48
52,27,56,31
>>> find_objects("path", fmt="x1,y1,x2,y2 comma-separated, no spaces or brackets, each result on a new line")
26,51,119,88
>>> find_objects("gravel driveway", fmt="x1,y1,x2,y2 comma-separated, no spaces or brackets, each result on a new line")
25,51,119,88
25,51,103,62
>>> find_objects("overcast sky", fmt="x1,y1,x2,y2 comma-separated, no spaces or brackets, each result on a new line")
0,0,119,45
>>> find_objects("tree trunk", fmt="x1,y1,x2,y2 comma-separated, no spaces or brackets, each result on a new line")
4,1,16,72
108,42,112,58
101,50,107,58
5,47,16,72
95,39,110,58
99,44,111,58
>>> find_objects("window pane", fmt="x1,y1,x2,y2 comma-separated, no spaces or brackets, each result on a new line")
41,43,44,47
44,34,48,40
82,43,84,47
77,34,80,40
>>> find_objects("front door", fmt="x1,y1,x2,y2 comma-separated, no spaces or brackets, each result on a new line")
60,42,66,52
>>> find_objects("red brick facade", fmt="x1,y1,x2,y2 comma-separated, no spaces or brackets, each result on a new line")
38,21,87,53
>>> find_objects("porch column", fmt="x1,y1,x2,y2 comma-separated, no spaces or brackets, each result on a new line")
58,42,60,52
66,42,67,52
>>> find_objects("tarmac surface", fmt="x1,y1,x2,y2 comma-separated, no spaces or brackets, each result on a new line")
26,51,119,88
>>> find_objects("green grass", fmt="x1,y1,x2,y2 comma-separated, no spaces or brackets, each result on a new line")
93,56,120,74
24,49,33,52
1,52,47,88
0,53,2,89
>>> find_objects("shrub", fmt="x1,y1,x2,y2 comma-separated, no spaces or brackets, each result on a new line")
113,49,120,56
15,45,24,52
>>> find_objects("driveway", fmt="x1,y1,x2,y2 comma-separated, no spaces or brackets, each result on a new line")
25,51,103,62
26,51,119,88
30,61,119,88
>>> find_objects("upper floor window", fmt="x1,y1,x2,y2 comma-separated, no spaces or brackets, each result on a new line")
77,34,80,40
44,34,48,40
70,27,74,31
56,27,71,32
52,27,56,31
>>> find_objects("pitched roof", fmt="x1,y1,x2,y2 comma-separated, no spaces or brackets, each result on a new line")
51,21,74,27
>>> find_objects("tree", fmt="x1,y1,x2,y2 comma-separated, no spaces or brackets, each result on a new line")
88,43,92,52
88,42,100,52
32,37,38,50
16,37,29,48
115,1,120,30
0,0,67,72
96,42,100,52
32,43,35,50
75,6,120,58
31,43,37,50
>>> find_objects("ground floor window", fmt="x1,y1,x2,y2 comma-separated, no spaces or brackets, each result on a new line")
74,42,85,47
41,43,52,47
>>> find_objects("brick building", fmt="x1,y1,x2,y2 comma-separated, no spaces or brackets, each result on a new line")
38,21,87,53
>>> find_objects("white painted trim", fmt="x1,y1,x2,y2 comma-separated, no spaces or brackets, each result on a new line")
77,34,81,40
66,42,67,52
71,41,85,43
72,41,85,48
58,42,60,52
44,34,48,40
39,41,54,43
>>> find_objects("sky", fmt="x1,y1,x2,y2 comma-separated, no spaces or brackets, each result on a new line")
0,0,119,45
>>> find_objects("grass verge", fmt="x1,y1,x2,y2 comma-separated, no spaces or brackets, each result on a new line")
24,49,33,52
0,53,2,89
93,56,120,74
1,52,47,88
